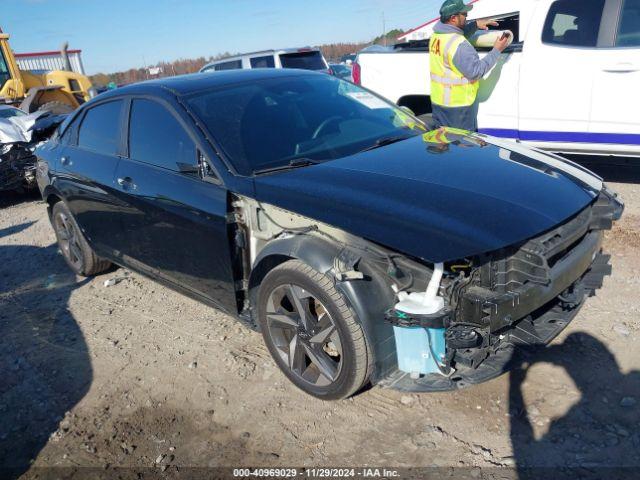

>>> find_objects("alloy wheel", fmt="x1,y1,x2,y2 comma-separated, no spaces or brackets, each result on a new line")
265,284,343,387
54,211,83,271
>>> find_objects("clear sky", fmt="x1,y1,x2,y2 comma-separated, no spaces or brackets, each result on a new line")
3,0,442,75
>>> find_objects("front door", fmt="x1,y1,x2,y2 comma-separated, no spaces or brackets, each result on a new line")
112,98,237,312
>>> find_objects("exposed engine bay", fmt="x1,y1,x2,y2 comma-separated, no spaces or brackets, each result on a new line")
230,187,623,391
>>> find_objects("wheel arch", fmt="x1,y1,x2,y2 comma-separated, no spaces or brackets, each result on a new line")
248,234,398,383
42,186,63,219
248,235,340,308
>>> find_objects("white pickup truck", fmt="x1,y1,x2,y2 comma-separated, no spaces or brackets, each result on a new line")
354,0,640,157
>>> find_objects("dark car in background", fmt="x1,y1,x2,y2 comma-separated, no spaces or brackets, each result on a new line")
36,69,622,400
1,108,67,192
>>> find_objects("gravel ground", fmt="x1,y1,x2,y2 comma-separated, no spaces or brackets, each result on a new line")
1,159,639,479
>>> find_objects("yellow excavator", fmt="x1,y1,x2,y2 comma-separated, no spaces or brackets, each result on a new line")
0,31,94,114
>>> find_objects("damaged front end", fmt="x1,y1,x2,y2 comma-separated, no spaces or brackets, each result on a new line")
0,111,67,193
381,189,624,391
0,143,38,192
230,185,622,393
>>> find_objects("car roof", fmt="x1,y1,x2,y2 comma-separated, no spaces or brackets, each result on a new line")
96,69,322,99
0,105,20,110
199,48,325,72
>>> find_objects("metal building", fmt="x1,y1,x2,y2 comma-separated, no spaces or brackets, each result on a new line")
14,49,86,75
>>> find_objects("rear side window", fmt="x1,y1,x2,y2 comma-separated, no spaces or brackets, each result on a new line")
77,100,123,155
250,55,275,69
279,51,326,70
215,60,242,71
542,0,605,47
617,0,640,46
128,99,196,171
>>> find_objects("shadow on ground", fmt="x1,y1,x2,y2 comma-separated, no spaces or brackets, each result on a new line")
0,221,37,239
0,243,92,479
508,332,640,478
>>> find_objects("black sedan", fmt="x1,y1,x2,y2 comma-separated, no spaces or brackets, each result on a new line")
36,69,623,400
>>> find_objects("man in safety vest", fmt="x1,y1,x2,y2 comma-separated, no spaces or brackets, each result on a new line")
430,0,511,131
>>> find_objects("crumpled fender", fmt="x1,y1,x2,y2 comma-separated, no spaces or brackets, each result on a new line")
250,234,399,381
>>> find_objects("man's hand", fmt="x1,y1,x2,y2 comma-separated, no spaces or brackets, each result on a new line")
477,19,498,30
494,32,511,52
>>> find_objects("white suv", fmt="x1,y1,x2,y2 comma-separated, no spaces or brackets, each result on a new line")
200,48,330,73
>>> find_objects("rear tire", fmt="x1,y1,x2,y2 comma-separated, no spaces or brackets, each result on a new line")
257,260,371,400
51,202,111,276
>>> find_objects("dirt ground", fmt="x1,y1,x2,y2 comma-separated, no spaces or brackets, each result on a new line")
1,159,639,479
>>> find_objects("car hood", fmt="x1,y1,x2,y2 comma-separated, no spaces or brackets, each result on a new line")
252,131,602,263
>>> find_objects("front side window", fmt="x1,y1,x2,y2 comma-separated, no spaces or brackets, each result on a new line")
77,100,123,155
186,74,426,176
215,60,242,71
250,56,275,69
617,0,640,46
128,99,196,172
542,0,605,47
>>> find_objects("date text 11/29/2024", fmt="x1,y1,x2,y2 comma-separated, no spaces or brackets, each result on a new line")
233,468,401,478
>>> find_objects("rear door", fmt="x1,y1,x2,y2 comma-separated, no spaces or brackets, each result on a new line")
590,0,640,155
112,97,237,311
56,99,127,256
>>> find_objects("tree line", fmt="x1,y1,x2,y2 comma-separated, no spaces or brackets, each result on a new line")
89,30,404,87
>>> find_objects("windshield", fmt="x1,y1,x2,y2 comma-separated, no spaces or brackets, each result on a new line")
0,107,26,119
279,51,327,70
186,74,426,175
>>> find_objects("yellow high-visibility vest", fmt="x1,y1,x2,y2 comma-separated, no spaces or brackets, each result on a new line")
429,32,479,108
422,127,469,144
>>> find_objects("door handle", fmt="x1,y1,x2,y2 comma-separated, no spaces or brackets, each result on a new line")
602,63,639,72
60,156,70,166
117,177,137,190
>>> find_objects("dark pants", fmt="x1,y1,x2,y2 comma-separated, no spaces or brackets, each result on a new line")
432,101,479,132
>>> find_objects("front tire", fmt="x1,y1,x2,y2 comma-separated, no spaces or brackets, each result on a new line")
51,202,111,276
257,260,371,400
